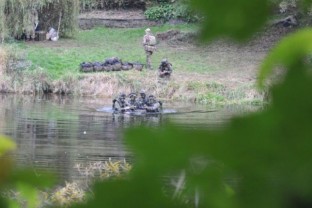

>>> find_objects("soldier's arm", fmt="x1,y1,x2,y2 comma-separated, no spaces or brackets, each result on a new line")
142,35,147,45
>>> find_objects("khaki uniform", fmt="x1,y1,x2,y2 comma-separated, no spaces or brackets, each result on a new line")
25,8,38,40
143,30,156,70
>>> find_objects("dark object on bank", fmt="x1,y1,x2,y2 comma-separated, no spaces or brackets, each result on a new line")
80,57,144,73
133,62,144,71
93,62,104,72
121,62,134,71
80,62,94,72
112,62,122,71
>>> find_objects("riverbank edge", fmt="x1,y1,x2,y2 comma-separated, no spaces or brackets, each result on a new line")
0,66,264,106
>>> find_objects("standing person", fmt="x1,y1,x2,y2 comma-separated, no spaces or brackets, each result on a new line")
142,28,157,70
24,8,38,41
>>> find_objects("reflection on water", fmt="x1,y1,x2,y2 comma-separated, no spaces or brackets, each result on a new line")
0,94,258,183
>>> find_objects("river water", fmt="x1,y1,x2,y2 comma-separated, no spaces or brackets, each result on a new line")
0,94,257,183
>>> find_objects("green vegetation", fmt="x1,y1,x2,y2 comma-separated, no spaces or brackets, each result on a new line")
0,136,55,208
2,0,312,207
0,23,265,103
0,0,79,40
22,25,198,77
144,3,199,22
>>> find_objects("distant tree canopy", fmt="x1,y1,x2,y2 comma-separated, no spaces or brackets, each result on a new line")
0,0,80,41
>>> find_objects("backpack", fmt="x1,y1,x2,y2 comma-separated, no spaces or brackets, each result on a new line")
148,35,157,46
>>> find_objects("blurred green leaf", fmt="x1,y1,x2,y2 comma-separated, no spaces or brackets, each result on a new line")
0,136,16,156
190,0,271,41
258,28,312,88
72,177,186,208
0,157,14,186
16,183,39,208
10,170,56,188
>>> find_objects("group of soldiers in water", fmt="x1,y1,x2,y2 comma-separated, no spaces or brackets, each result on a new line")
112,91,162,113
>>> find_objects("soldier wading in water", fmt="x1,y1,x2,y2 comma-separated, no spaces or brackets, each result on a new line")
112,92,162,113
142,28,157,70
112,93,129,113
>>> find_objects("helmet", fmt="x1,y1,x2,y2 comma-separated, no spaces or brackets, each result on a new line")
148,95,156,99
161,58,168,63
129,93,137,98
119,93,126,98
148,95,156,102
145,28,151,33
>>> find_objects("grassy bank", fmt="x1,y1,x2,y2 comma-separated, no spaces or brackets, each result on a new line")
0,23,265,105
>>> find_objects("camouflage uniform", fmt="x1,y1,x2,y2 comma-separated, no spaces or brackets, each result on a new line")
112,93,129,113
127,93,139,111
158,59,173,79
145,95,162,113
24,8,38,41
137,90,148,109
143,28,156,70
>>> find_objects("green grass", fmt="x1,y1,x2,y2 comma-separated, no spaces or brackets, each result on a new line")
18,24,211,79
6,23,262,104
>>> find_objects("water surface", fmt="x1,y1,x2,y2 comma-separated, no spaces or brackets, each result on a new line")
0,94,256,183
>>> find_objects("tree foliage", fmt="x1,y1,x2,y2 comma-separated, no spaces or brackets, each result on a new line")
0,0,80,41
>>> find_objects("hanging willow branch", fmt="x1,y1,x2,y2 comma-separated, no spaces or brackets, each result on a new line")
0,0,80,42
0,0,150,42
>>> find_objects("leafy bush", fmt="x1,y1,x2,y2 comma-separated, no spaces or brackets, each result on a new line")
144,3,199,22
144,4,176,22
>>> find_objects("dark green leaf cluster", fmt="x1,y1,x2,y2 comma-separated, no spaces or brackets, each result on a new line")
144,4,176,22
